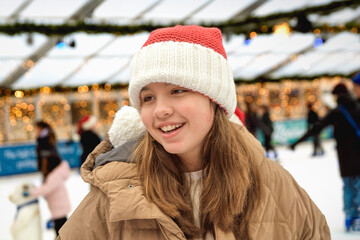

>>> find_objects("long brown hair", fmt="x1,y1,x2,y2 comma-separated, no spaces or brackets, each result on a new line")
134,106,261,239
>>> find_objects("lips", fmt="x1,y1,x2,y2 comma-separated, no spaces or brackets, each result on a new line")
159,123,184,133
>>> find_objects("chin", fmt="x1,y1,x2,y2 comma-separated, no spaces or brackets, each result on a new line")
162,144,184,155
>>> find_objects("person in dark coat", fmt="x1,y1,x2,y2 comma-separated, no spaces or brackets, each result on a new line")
77,116,101,166
244,102,258,137
290,83,360,231
35,121,62,179
258,105,278,160
306,102,324,156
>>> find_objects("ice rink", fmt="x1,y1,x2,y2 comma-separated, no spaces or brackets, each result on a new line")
1,139,360,240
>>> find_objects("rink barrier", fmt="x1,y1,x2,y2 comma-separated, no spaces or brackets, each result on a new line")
0,141,82,176
255,118,332,145
0,119,332,176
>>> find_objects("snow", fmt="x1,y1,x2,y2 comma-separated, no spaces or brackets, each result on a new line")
1,139,360,239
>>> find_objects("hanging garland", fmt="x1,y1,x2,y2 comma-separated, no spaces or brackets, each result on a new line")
0,21,359,36
0,0,359,36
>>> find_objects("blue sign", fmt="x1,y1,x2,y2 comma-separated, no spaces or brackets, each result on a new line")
0,141,82,176
256,118,333,145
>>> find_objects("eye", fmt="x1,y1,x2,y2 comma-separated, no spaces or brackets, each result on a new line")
172,88,188,94
141,95,154,103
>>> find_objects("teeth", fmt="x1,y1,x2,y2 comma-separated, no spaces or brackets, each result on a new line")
160,124,183,132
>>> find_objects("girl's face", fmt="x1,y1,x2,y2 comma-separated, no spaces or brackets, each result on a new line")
140,82,215,171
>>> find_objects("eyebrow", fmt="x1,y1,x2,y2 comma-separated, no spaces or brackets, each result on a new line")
140,83,173,92
140,86,149,92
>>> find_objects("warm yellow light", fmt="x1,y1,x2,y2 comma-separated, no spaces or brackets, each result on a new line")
273,22,291,37
41,86,51,94
28,104,34,111
52,105,59,112
26,124,34,131
14,91,24,98
250,32,257,39
26,60,34,68
92,84,99,90
21,102,27,109
259,88,267,96
121,99,129,106
261,25,268,32
104,83,111,91
16,111,22,117
80,101,87,108
64,104,71,111
23,116,29,122
245,96,253,103
313,28,321,35
108,110,115,117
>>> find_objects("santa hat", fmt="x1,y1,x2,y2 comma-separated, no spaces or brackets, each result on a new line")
129,25,237,118
77,115,97,134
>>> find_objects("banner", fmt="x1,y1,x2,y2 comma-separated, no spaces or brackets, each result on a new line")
257,118,333,145
0,141,82,176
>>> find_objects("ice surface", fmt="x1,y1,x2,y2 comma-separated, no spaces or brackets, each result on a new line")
1,139,360,239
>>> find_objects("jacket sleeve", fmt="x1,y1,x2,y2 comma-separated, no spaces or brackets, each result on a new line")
258,158,331,239
294,110,336,146
57,186,124,240
286,175,331,239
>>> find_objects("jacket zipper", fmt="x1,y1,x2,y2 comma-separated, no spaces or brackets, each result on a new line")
157,220,170,240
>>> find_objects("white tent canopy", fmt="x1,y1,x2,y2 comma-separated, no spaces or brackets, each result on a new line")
0,0,359,90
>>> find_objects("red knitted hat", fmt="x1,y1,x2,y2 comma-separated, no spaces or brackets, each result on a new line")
129,25,236,117
142,25,227,59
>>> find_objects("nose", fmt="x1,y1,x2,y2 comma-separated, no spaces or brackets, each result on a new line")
153,97,173,119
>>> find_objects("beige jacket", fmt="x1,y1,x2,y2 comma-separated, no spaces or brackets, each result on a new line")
58,126,330,240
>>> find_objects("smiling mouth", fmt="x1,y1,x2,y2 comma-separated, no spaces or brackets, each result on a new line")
160,123,184,133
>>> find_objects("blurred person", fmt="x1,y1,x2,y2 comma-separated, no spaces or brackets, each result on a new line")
244,101,258,137
258,105,278,160
352,72,360,103
35,121,59,175
290,83,360,231
306,102,324,157
33,121,71,237
58,25,329,239
77,115,101,166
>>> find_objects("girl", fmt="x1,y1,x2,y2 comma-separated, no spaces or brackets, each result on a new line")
32,121,71,237
58,25,330,239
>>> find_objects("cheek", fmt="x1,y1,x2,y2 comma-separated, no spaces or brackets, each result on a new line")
140,108,153,129
204,109,214,123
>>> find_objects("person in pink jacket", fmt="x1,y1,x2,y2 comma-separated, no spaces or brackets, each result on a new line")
32,121,72,237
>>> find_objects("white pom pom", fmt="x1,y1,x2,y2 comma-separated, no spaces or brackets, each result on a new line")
108,106,146,148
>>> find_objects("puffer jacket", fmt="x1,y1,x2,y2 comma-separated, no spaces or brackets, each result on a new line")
58,124,330,240
31,161,71,219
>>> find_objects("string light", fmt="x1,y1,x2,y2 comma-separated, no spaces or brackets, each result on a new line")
273,22,291,37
